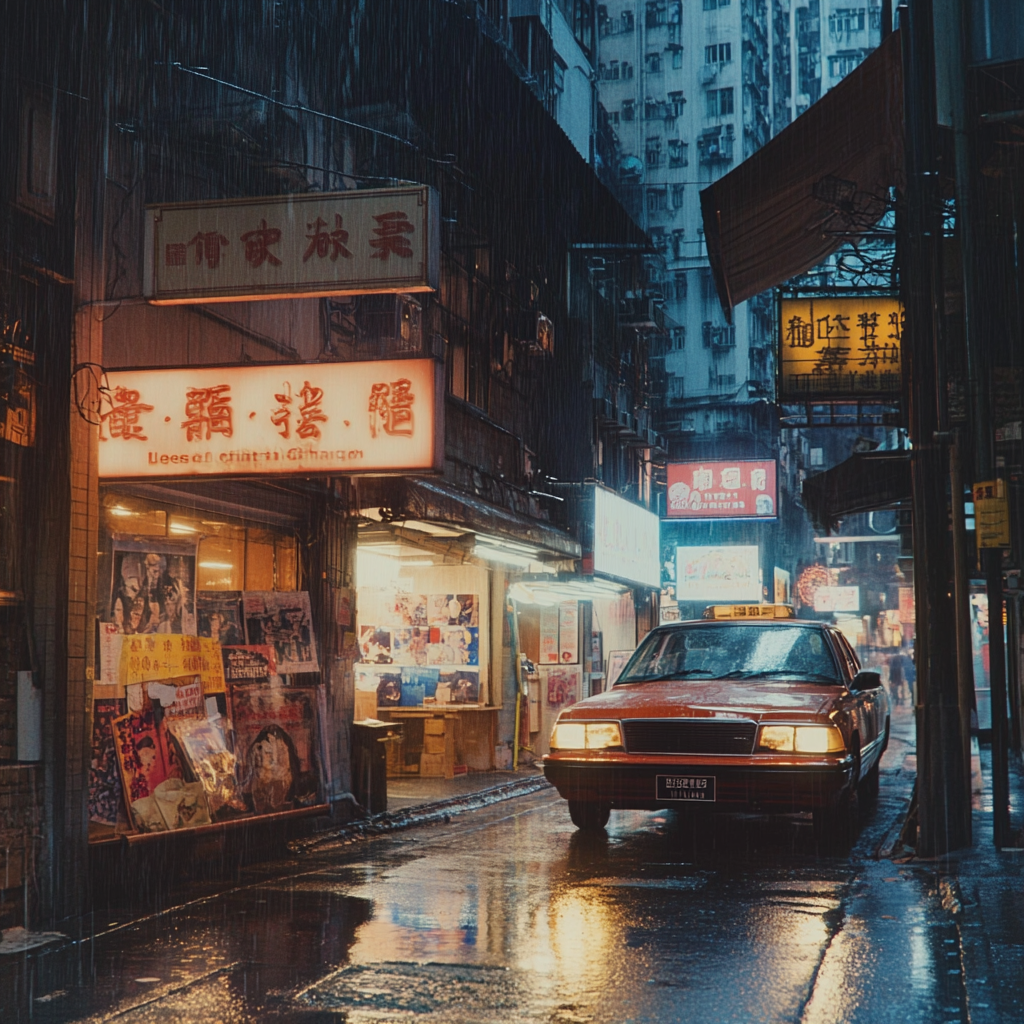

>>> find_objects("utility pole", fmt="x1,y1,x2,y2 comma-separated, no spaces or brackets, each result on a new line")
946,0,1012,848
899,0,972,855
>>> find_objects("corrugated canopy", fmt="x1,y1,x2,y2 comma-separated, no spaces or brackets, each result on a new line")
801,450,911,533
701,31,905,318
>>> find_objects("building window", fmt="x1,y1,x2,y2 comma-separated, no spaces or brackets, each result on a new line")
646,1,666,27
645,137,662,166
622,60,635,78
671,183,686,208
607,60,620,80
647,187,668,214
700,270,716,303
716,373,737,388
622,8,635,30
706,87,734,117
702,321,736,348
703,0,730,8
829,7,866,35
668,90,686,116
671,228,685,258
829,50,865,78
673,270,688,299
668,376,685,403
704,42,732,64
18,92,57,221
668,138,688,167
622,98,635,120
670,327,685,350
645,51,663,73
610,110,620,125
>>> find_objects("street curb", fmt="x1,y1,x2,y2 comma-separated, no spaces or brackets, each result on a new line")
288,773,553,855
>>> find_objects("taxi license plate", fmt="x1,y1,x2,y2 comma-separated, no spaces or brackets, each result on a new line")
656,774,716,802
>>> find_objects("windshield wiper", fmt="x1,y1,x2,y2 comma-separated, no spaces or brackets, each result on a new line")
619,668,716,683
737,670,839,683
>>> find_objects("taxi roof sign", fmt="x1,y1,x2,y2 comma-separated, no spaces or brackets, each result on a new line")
703,604,796,620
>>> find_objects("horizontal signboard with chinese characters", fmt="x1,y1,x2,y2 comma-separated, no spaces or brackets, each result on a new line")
144,187,439,304
98,358,443,479
676,545,761,603
666,460,777,519
812,586,861,613
780,296,904,401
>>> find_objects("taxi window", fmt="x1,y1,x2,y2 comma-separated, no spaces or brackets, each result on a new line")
617,624,841,684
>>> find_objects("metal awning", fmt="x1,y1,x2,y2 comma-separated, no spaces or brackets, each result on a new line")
700,31,904,319
801,450,912,532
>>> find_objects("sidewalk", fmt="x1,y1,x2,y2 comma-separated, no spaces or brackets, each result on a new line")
384,765,545,812
936,743,1024,1024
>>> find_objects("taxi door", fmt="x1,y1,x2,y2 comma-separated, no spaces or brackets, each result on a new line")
831,630,882,761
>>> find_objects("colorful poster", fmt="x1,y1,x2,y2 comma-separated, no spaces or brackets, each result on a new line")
545,665,579,707
167,717,249,821
430,626,478,666
88,698,126,826
221,645,277,684
558,602,579,664
439,669,480,704
197,591,245,645
118,633,225,693
401,667,439,703
427,594,478,626
375,672,403,706
243,591,319,674
147,676,205,719
152,778,212,831
359,625,393,663
109,536,197,636
390,592,428,627
228,682,323,814
539,605,560,664
112,703,183,832
392,626,430,666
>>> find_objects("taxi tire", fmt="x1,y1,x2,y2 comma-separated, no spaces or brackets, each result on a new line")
568,800,611,831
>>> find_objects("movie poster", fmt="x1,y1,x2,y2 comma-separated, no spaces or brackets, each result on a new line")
427,594,478,626
88,698,126,826
390,592,428,627
545,665,580,707
438,669,480,704
228,682,322,814
111,702,183,832
358,624,392,664
197,591,245,646
221,645,277,685
168,717,249,820
243,591,319,674
109,536,197,636
392,626,430,666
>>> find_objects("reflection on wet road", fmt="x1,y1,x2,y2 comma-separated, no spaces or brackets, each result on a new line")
4,708,969,1023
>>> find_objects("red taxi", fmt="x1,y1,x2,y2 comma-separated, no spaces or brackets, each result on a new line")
543,605,889,848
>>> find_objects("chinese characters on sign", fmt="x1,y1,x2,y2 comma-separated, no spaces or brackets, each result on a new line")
146,187,439,304
779,296,904,401
98,359,442,479
666,460,777,520
973,479,1010,550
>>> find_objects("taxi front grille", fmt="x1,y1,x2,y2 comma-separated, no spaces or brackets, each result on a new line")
622,719,757,755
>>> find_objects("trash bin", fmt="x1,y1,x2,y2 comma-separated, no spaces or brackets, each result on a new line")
351,720,403,815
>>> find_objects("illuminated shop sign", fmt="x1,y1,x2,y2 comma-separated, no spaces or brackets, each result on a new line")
593,487,661,589
144,186,439,304
666,460,777,519
779,295,904,401
98,358,443,479
676,545,761,603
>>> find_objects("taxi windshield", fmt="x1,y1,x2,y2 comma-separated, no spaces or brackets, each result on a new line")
617,624,841,684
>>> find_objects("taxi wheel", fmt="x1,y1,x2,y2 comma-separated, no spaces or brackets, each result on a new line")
859,760,880,802
568,800,611,831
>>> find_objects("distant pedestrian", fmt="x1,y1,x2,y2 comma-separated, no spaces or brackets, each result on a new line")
904,647,916,704
888,651,906,704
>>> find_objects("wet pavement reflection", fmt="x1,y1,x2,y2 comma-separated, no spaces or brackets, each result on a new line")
2,705,971,1023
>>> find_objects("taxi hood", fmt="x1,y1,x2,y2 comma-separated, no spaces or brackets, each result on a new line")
564,679,841,720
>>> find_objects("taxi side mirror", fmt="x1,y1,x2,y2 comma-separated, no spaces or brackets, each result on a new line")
851,670,882,692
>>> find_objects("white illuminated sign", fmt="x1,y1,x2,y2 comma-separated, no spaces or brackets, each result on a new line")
98,358,443,479
144,186,439,304
676,545,761,603
813,586,861,613
592,488,661,589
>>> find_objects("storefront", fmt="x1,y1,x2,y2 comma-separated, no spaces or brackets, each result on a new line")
87,356,443,843
510,483,662,757
350,477,581,777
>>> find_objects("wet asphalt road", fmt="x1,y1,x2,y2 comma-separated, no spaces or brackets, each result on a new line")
4,705,975,1024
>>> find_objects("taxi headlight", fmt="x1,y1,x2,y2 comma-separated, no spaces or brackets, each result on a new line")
757,724,845,753
550,721,623,751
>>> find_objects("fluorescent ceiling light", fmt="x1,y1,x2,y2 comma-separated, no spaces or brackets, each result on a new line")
473,543,534,568
108,506,134,517
199,561,234,570
169,523,198,534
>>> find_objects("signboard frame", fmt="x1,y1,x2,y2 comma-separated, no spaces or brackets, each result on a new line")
779,293,904,402
665,459,778,520
144,186,440,305
97,357,445,481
